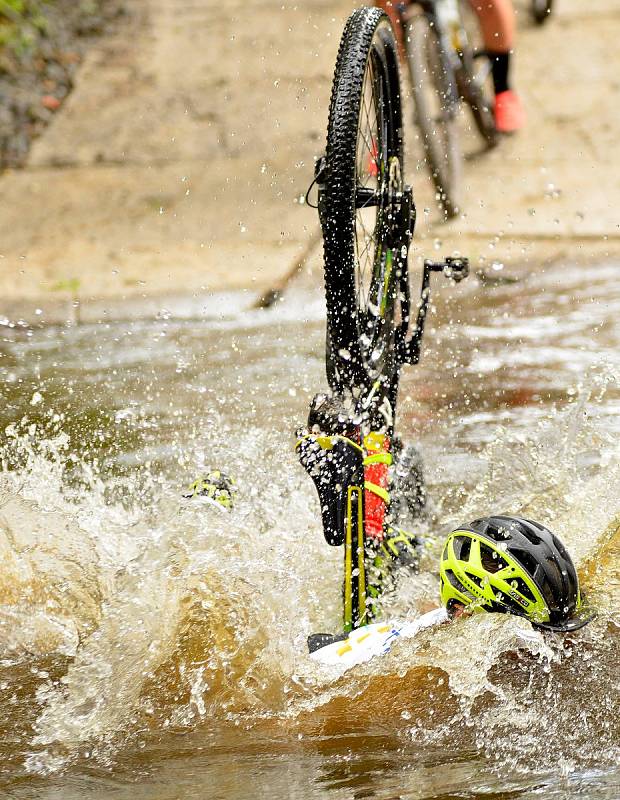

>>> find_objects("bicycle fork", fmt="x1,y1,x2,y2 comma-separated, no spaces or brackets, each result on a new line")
296,424,393,632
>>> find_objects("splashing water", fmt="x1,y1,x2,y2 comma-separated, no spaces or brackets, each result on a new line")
3,382,619,782
1,263,620,798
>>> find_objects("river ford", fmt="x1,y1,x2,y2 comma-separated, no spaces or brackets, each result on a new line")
1,259,620,799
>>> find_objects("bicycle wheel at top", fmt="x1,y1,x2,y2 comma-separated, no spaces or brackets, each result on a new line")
322,7,404,400
404,11,462,219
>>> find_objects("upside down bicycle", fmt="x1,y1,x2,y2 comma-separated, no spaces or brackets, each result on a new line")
298,7,469,642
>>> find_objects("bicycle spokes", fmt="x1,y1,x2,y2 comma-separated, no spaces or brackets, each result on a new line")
355,57,385,320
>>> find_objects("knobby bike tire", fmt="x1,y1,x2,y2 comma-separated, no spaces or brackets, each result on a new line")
457,56,497,147
322,7,404,399
456,0,497,148
405,11,461,219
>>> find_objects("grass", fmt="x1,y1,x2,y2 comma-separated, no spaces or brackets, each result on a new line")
0,1,108,57
0,0,51,56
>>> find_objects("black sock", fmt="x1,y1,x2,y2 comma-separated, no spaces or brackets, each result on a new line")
487,51,511,95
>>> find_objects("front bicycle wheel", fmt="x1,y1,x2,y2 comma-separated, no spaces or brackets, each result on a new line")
404,10,461,219
321,7,404,400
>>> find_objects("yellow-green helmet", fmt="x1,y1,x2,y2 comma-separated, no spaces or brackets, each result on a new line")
440,515,593,632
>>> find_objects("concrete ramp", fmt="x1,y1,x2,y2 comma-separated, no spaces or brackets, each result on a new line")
0,0,618,321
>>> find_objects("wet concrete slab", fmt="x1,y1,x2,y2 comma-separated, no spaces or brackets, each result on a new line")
0,0,619,324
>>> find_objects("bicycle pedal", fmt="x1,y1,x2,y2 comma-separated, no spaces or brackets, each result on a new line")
424,257,469,282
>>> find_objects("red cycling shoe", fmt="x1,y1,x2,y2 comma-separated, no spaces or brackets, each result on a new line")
494,90,526,134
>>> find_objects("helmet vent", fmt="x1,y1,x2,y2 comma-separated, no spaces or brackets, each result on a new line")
496,593,528,615
466,571,483,588
480,543,507,573
540,561,572,617
509,548,539,577
519,526,542,545
483,519,515,541
453,536,471,561
511,577,536,603
444,568,475,601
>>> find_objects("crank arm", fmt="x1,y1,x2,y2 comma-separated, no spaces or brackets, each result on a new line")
399,257,469,365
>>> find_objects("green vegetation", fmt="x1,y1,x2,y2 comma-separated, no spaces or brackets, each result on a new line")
0,0,51,56
0,0,111,58
51,277,81,294
0,0,118,169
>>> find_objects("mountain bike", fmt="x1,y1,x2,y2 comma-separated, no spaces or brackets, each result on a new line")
398,0,497,218
298,7,468,646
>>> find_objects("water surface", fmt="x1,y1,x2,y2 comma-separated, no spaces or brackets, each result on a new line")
1,259,620,799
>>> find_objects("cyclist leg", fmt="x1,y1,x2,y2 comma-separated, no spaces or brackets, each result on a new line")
468,0,525,132
470,0,515,52
374,0,407,58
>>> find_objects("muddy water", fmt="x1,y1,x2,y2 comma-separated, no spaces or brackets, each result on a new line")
1,260,620,799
